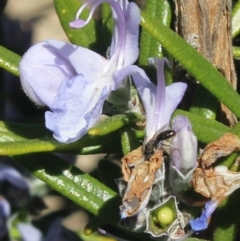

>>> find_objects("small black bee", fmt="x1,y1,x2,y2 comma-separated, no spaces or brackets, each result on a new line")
143,130,176,160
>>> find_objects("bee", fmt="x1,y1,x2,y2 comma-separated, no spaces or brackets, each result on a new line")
143,130,176,160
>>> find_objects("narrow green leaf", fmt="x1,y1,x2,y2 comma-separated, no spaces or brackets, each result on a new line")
232,0,240,38
229,153,240,171
0,121,50,142
139,0,172,85
13,153,120,221
0,138,73,155
133,129,145,139
217,152,239,170
140,12,240,119
0,46,20,76
213,189,240,241
88,112,144,136
233,46,240,60
0,120,121,155
0,132,121,156
120,127,141,155
13,153,155,241
190,86,218,120
230,121,240,136
139,0,172,65
54,0,104,52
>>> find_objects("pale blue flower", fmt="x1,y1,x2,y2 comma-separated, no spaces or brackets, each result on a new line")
169,115,197,192
19,0,140,143
189,200,218,231
114,58,187,143
118,58,187,218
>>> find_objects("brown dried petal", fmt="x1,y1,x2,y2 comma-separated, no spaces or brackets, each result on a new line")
192,166,240,200
121,149,163,216
121,146,144,181
201,133,240,167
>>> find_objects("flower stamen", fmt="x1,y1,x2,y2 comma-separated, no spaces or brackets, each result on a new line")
69,0,127,71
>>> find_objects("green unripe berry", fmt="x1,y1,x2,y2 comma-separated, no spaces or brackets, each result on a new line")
156,206,175,228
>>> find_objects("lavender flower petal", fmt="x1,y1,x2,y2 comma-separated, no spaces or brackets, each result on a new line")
123,2,140,66
169,115,197,191
170,115,197,171
46,75,109,143
158,83,187,133
190,200,218,231
19,42,76,107
113,65,156,120
45,40,108,81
